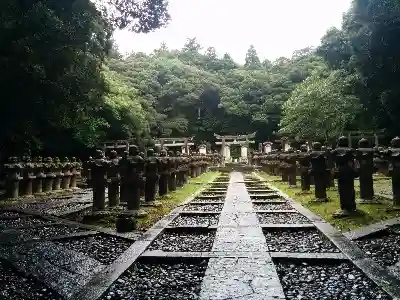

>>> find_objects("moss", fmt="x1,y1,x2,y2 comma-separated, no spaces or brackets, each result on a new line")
256,172,400,233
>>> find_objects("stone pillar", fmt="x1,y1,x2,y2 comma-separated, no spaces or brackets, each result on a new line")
224,145,231,162
355,138,375,203
61,158,72,190
199,145,207,155
332,136,357,217
388,137,400,206
4,157,22,199
69,158,80,189
52,158,63,191
310,143,328,202
241,145,248,161
298,145,311,192
126,147,144,213
108,151,120,207
33,157,45,194
158,150,169,196
90,151,108,211
221,138,226,166
167,152,177,192
43,158,55,193
21,157,35,197
145,149,159,203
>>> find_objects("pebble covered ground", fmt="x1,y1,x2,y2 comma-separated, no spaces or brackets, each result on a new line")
250,194,283,200
253,202,295,211
0,259,63,300
276,260,392,300
183,204,223,212
53,234,133,264
148,230,216,252
17,224,86,240
0,216,54,229
200,192,226,197
355,230,400,267
169,214,220,227
257,212,311,224
101,259,209,300
0,211,27,218
191,197,225,203
264,228,340,253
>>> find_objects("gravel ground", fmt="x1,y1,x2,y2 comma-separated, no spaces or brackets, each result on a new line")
356,230,400,267
101,259,208,300
210,184,229,188
257,212,311,224
183,204,223,212
191,198,224,204
250,194,283,200
200,192,226,197
253,203,295,211
17,224,86,241
248,190,275,195
276,260,392,300
169,214,219,227
264,228,340,253
148,230,216,252
0,259,63,300
46,202,91,215
0,211,26,218
0,217,54,229
53,234,133,264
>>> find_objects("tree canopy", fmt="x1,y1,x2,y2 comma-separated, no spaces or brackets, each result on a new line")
1,0,399,156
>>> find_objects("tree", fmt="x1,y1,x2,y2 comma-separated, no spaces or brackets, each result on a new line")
244,45,262,69
0,0,170,155
94,0,170,32
279,69,360,141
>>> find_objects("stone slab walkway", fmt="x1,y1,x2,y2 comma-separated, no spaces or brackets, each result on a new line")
200,172,285,300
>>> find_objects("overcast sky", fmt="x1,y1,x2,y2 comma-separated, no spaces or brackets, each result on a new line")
114,0,352,63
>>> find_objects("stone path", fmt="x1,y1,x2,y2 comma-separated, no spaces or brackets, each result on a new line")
199,172,285,300
0,172,399,299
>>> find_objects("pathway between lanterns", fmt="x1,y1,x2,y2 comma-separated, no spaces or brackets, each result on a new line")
11,172,396,300
197,172,396,300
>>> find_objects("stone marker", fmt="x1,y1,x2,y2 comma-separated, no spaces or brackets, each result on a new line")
90,150,108,211
387,136,400,206
61,157,72,190
4,157,22,199
158,150,169,196
43,157,55,193
332,136,357,217
298,144,311,192
145,148,158,203
167,151,177,192
356,138,376,203
52,157,63,191
309,142,328,202
108,150,120,207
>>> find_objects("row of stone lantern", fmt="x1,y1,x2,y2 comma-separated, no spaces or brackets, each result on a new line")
253,136,400,217
86,147,221,213
3,157,82,199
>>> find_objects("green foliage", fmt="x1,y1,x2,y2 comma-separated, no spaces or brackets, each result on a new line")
0,0,169,156
279,68,361,141
107,39,326,144
316,0,400,136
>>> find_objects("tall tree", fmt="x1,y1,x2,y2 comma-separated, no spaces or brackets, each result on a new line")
244,45,262,69
279,68,360,142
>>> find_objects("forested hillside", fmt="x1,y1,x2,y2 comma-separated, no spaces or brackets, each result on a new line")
1,0,399,156
106,41,325,144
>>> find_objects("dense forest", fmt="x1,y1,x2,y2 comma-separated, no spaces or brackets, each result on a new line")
1,0,399,156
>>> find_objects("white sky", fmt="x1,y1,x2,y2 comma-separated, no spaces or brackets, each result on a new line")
114,0,352,63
